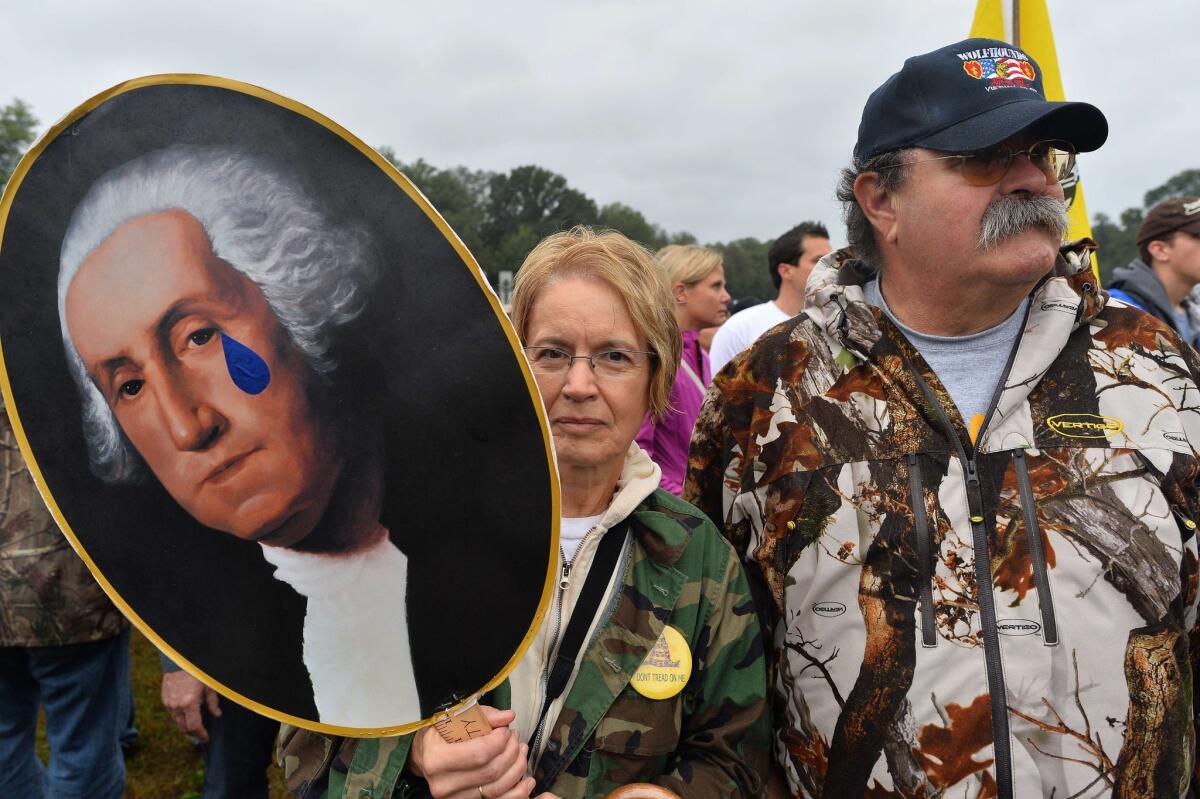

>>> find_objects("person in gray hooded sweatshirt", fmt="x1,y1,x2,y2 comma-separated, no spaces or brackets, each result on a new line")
1107,195,1200,346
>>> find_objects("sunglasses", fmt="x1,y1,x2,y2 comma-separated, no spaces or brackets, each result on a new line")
884,140,1077,187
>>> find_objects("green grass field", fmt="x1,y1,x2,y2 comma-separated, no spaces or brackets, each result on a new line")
37,629,289,798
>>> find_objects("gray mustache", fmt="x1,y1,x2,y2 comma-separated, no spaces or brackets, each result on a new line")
977,195,1070,251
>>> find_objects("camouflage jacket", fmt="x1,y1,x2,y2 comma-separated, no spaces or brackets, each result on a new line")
0,397,125,647
686,245,1200,799
280,487,771,798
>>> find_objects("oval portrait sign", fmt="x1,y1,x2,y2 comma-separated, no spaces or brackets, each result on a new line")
0,76,558,735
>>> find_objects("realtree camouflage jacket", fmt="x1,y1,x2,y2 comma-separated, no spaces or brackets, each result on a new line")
686,245,1200,799
280,488,770,798
1,397,125,647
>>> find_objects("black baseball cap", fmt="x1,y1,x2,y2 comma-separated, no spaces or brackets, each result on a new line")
854,38,1108,160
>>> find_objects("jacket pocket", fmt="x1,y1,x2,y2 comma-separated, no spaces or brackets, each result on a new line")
907,454,937,648
1012,449,1060,646
592,687,682,758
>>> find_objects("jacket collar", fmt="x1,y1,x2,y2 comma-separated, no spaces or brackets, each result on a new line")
800,239,1103,455
610,443,694,569
1109,257,1179,319
598,443,661,531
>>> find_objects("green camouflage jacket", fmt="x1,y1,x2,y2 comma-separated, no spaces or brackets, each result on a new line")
280,488,771,798
0,397,125,647
686,245,1200,799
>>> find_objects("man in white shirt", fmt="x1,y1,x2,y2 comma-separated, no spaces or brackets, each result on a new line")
709,221,832,373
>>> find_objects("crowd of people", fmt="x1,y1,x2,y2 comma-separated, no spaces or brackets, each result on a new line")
4,33,1200,799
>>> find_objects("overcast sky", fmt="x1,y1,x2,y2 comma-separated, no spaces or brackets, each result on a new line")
3,1,1193,246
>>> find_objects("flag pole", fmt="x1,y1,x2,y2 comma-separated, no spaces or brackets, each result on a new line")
1012,0,1021,45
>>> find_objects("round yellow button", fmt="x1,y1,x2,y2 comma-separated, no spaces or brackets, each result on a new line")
631,625,692,700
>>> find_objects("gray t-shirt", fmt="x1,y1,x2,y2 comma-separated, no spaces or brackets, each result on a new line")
863,277,1027,432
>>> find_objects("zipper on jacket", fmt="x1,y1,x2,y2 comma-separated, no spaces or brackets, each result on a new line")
530,528,633,784
907,454,937,648
897,372,1016,799
896,305,1029,799
529,545,568,761
958,450,1014,799
529,524,603,764
1012,449,1059,646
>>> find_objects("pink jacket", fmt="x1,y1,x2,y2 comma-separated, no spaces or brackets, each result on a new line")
635,329,711,495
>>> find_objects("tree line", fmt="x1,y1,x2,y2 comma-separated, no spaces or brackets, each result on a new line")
3,97,1196,297
376,148,781,299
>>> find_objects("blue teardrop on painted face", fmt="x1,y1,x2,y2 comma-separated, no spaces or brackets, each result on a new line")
221,333,271,395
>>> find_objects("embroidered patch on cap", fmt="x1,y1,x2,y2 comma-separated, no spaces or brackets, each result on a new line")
958,46,1036,91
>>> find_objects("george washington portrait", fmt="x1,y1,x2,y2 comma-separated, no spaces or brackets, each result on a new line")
0,77,555,733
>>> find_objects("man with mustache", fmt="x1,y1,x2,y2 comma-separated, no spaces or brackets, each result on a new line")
688,39,1200,798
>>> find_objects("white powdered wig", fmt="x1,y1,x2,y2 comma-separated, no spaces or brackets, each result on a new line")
58,144,378,483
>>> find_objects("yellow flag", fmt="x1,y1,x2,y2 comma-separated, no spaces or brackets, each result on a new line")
969,0,1005,40
969,0,1098,273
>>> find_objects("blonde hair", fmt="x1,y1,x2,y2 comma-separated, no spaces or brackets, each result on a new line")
655,244,723,288
511,227,681,420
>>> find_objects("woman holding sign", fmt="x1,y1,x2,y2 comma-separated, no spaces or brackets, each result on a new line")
282,228,770,799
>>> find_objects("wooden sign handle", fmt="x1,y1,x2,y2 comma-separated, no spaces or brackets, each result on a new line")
432,701,493,743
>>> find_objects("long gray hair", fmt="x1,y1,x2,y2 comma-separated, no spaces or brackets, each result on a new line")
58,144,378,484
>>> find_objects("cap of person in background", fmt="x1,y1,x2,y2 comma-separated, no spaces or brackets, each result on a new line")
1137,196,1200,246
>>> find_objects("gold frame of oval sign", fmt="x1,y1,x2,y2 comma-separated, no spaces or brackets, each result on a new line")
0,74,561,738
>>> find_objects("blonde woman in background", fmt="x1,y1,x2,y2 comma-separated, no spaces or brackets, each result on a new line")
635,245,729,495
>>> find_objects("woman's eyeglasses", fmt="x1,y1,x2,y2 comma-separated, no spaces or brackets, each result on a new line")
522,346,655,379
881,140,1077,187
